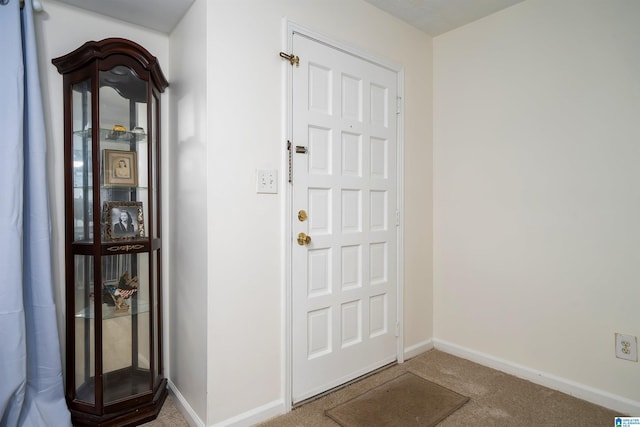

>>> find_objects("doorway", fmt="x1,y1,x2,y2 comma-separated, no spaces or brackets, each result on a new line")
286,24,404,405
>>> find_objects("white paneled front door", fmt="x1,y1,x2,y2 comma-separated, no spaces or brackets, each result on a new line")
291,33,399,404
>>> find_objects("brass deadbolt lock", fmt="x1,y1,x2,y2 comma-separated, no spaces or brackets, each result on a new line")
298,210,308,222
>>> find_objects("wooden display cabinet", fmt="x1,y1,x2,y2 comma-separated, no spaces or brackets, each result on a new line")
53,38,168,426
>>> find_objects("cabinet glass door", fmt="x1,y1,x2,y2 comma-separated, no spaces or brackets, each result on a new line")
99,65,151,403
72,80,93,243
100,66,149,243
73,255,95,405
101,253,151,403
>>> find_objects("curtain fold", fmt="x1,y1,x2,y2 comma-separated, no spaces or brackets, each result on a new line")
0,0,71,425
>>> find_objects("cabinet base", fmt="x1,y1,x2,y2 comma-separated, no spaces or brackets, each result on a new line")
70,379,167,427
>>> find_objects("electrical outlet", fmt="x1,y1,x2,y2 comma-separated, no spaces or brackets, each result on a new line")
615,333,638,362
256,169,277,194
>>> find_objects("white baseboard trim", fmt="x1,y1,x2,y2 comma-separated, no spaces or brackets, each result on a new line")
167,380,206,427
211,399,285,427
404,338,434,360
433,339,640,416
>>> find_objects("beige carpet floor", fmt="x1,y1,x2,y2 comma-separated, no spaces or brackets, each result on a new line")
140,394,189,427
146,349,622,426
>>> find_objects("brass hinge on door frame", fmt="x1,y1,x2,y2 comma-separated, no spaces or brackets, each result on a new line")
279,52,299,67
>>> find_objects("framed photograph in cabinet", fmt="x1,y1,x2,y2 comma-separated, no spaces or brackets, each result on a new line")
103,201,145,241
104,149,138,187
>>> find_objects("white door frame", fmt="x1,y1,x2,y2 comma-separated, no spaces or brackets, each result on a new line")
282,20,405,411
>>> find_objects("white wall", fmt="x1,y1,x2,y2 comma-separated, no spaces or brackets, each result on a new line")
36,0,169,385
168,0,208,423
434,0,640,412
203,0,432,424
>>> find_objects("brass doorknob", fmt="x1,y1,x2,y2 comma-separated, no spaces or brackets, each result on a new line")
297,232,311,246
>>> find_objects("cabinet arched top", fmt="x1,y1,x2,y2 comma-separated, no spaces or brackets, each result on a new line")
52,38,168,92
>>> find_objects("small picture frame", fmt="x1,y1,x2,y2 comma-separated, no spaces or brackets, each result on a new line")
104,149,138,187
103,201,145,241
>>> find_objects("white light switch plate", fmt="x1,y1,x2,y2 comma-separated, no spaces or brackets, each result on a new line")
256,169,277,194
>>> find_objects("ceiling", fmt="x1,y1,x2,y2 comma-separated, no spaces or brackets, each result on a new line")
54,0,525,36
53,0,195,34
363,0,526,36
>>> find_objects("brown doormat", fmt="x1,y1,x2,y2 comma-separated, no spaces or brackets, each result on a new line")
326,372,469,426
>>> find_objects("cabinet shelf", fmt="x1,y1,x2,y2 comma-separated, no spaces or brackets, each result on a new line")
75,367,154,407
74,185,148,191
74,128,147,143
70,240,159,254
75,300,150,320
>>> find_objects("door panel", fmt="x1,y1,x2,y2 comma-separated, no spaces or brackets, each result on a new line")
292,34,398,403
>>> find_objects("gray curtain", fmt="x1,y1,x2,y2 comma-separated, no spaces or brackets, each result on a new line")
0,0,71,425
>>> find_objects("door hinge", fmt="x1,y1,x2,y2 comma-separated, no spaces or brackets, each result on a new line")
396,96,402,115
279,52,299,67
395,210,400,226
395,322,400,337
